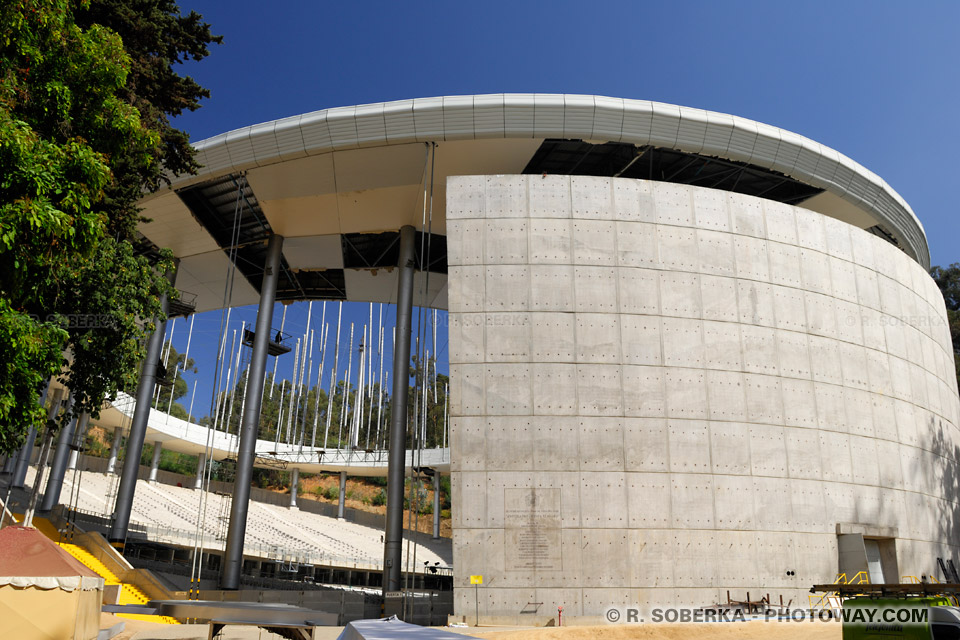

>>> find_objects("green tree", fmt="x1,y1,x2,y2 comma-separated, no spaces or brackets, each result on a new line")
930,264,960,384
152,341,196,419
0,0,218,453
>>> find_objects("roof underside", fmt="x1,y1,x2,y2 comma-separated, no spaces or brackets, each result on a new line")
523,140,825,206
137,94,929,312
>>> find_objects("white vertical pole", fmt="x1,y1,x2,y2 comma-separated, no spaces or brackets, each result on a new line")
324,302,343,448
339,323,354,447
269,306,287,399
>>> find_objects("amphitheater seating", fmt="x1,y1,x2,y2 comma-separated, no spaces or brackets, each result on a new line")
23,467,451,571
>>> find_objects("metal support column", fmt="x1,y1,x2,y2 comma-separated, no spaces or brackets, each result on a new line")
148,441,162,482
221,234,284,590
40,397,78,512
432,472,441,540
67,413,89,471
194,452,206,490
109,265,175,543
337,471,347,519
106,427,122,474
383,225,416,594
289,468,299,509
12,383,52,488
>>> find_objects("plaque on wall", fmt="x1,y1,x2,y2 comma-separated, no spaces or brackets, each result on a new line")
504,487,562,571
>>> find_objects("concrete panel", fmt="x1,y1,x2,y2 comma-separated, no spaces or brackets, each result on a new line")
528,219,572,264
657,225,698,272
531,363,577,416
702,321,742,371
574,266,618,313
530,265,574,312
623,417,669,472
784,426,823,480
772,285,808,333
777,330,812,379
616,221,659,268
571,176,613,220
484,220,528,265
743,374,784,425
733,236,770,282
780,378,820,429
729,192,765,238
700,274,739,322
620,315,662,366
662,318,704,368
668,419,711,473
692,187,730,231
576,314,621,363
738,280,777,328
618,268,660,315
530,312,576,362
576,364,622,416
485,364,531,415
706,370,747,421
709,421,751,475
664,368,709,419
622,365,665,418
572,220,616,265
741,325,780,375
485,312,531,362
697,229,736,276
768,241,803,288
660,271,701,319
528,174,571,218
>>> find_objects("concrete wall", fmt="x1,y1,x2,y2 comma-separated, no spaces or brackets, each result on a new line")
446,175,960,619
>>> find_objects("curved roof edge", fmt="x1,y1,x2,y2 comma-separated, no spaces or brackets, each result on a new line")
178,94,929,268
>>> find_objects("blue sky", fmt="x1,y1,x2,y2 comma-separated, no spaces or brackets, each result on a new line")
163,0,960,419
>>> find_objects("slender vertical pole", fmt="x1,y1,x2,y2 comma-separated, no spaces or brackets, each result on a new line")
324,303,343,448
286,338,300,444
383,225,416,594
167,314,195,420
311,323,328,448
269,306,287,399
339,323,354,447
109,263,174,543
221,234,283,590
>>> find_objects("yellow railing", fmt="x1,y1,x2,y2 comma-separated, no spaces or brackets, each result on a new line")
809,572,870,610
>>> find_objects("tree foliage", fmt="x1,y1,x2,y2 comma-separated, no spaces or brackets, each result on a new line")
0,0,218,453
930,264,960,383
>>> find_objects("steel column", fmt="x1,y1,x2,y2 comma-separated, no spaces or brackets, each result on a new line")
193,452,206,490
67,413,89,471
221,234,284,590
383,225,416,593
337,471,347,519
433,472,441,540
106,427,122,474
109,265,175,543
289,468,299,509
148,441,162,482
39,395,77,512
11,383,51,488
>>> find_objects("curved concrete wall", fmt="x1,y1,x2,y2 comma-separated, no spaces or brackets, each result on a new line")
446,175,960,619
